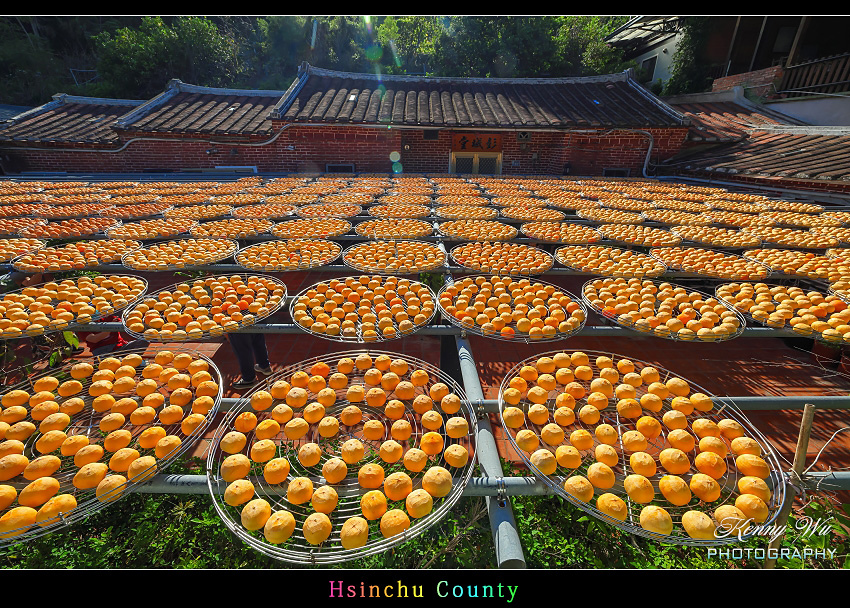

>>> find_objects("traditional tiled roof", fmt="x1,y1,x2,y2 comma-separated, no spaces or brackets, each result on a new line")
114,81,286,136
0,104,32,122
669,128,850,181
271,63,687,129
665,88,807,142
0,95,145,144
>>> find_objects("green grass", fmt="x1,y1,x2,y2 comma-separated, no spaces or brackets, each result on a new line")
0,456,495,569
1,456,847,569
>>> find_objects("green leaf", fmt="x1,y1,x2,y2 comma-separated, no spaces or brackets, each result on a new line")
62,331,80,348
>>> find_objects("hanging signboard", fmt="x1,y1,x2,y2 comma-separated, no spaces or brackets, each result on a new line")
452,133,503,152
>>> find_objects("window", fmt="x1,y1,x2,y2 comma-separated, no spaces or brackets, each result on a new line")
326,163,355,173
454,156,474,174
478,156,499,175
450,153,502,175
517,131,531,141
639,56,657,83
602,168,630,178
422,130,439,141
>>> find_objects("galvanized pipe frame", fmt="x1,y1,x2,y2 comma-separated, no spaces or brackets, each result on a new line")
130,334,850,567
454,333,528,569
63,245,849,567
133,471,850,496
130,352,850,567
11,210,849,567
7,175,850,566
66,321,806,339
90,263,791,279
120,384,850,568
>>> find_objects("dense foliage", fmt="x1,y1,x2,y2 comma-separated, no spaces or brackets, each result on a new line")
0,16,632,106
662,16,714,95
92,17,242,99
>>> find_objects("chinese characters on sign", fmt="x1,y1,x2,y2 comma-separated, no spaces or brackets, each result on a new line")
452,134,503,152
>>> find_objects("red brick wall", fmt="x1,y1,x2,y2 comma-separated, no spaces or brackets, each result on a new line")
711,66,784,98
396,130,571,174
397,130,450,173
564,129,687,176
0,126,402,174
1,124,688,177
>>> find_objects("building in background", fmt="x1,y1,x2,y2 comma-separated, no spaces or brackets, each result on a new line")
0,63,690,178
3,60,850,195
606,16,850,125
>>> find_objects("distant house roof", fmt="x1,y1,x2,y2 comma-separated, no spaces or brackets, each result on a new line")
604,16,681,50
0,95,145,144
669,128,850,182
271,62,688,129
665,88,808,142
0,104,32,122
114,80,287,136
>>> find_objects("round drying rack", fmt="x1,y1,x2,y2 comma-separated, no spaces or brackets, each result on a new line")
205,349,477,564
436,274,587,343
497,349,787,547
0,274,149,342
120,273,288,343
288,276,437,344
0,346,224,547
581,277,747,343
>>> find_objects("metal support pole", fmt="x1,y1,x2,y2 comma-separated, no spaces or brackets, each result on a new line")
763,403,817,569
749,16,769,73
90,262,788,280
785,17,810,68
724,16,742,76
217,395,850,413
69,321,801,339
455,334,527,569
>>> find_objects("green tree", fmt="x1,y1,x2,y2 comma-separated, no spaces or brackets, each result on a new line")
430,16,504,77
663,17,713,95
556,16,633,75
426,16,630,78
0,17,144,105
210,16,273,88
0,18,65,105
0,16,635,107
235,16,311,90
31,16,141,62
310,16,373,73
92,16,243,98
244,16,376,89
376,16,443,74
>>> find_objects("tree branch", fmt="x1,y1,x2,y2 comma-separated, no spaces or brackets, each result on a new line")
417,498,489,569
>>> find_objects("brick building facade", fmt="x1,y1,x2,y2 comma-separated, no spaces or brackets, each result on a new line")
0,64,691,178
1,125,689,176
711,65,784,98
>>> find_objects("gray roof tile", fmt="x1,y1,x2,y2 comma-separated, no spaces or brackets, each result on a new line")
272,64,686,129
